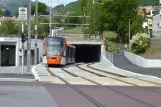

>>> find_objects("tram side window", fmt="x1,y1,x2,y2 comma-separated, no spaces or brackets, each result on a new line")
71,48,72,62
69,47,71,61
73,49,75,59
67,46,70,61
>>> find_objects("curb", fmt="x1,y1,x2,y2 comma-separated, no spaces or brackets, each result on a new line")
0,78,36,82
102,55,161,82
31,64,41,81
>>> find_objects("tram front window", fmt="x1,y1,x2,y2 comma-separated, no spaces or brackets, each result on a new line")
46,38,63,56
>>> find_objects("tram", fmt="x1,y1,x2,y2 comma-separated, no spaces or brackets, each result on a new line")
43,36,76,65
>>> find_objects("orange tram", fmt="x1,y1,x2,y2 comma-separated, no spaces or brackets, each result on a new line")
43,36,76,65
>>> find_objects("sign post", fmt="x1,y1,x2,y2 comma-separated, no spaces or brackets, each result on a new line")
19,7,27,75
19,7,27,21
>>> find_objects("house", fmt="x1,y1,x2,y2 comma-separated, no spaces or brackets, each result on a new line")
137,8,145,17
152,14,161,37
142,19,148,28
0,15,36,26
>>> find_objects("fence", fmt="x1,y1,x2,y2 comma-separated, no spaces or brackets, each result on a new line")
0,34,103,42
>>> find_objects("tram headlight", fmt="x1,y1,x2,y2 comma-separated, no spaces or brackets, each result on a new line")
57,58,61,60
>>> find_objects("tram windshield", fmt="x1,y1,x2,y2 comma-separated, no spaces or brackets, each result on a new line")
46,37,64,56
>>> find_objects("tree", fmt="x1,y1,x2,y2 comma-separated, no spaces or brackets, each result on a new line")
14,2,48,17
0,20,18,34
38,16,49,36
131,15,144,36
53,5,65,15
153,0,159,6
102,0,138,43
31,2,48,15
78,0,88,15
65,13,81,26
0,9,5,16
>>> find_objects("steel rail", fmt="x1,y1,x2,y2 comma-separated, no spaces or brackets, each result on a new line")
87,64,161,85
47,67,106,107
77,64,161,95
61,67,154,107
77,64,126,78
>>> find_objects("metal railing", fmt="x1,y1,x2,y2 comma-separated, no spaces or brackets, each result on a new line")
0,34,103,42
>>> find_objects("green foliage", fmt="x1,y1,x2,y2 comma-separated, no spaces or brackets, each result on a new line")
139,0,159,6
64,27,83,34
0,20,18,34
109,38,117,42
28,2,48,15
104,39,118,52
0,9,4,16
102,0,139,43
129,33,150,53
149,49,161,53
65,2,78,12
53,1,78,15
65,13,81,26
53,5,65,14
131,15,144,36
38,16,49,36
14,2,48,17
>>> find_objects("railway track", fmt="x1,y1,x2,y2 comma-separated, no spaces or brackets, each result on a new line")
47,67,106,107
59,67,154,107
76,64,161,95
87,63,161,86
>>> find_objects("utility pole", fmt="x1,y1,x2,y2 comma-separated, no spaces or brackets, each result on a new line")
93,0,96,38
34,0,38,65
129,19,131,47
27,0,31,72
49,6,52,36
22,21,24,75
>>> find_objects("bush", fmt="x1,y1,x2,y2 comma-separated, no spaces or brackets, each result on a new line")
129,33,150,53
104,39,118,52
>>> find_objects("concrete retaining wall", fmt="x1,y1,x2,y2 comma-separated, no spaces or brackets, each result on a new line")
124,51,161,68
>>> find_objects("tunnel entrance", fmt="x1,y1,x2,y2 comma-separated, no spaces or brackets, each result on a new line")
1,45,16,66
72,44,101,63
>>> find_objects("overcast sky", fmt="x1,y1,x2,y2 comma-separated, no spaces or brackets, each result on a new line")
31,0,77,7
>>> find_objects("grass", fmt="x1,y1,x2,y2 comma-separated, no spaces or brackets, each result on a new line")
63,27,83,34
148,49,161,53
103,31,117,38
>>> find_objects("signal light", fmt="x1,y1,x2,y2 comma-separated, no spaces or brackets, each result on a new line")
21,33,28,43
83,13,86,17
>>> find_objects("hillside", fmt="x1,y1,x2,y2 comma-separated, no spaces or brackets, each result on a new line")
0,0,34,16
53,0,157,14
0,0,157,16
139,0,158,6
53,1,78,14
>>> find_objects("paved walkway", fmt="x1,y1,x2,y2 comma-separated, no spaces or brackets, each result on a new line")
0,66,35,82
113,51,161,78
0,82,58,107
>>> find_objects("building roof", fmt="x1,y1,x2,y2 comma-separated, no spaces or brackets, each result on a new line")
0,16,35,22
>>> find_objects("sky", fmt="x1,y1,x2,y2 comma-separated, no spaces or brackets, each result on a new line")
32,0,77,7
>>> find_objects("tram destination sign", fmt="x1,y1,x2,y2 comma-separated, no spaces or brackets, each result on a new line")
19,7,27,21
